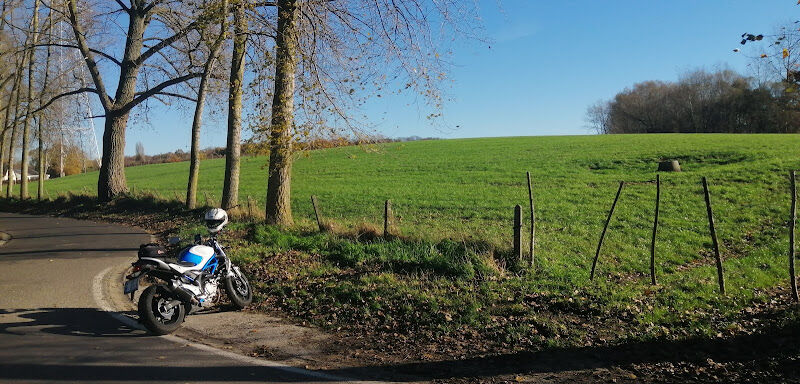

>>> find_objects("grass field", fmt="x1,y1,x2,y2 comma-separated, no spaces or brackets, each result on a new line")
22,133,800,351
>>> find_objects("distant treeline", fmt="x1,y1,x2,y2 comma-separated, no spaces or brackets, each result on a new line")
586,69,800,134
125,135,438,168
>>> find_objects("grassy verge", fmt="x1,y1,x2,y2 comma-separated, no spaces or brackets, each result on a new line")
173,219,800,359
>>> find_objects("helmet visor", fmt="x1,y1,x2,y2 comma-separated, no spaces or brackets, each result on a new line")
206,219,225,229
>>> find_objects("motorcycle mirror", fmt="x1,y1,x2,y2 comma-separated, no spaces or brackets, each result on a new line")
168,237,181,246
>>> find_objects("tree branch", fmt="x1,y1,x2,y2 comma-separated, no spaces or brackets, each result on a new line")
123,73,202,112
135,91,198,102
113,0,130,12
67,0,112,110
32,43,122,66
135,21,199,66
33,87,99,114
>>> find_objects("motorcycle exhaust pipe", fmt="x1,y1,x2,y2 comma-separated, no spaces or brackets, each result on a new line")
166,285,199,305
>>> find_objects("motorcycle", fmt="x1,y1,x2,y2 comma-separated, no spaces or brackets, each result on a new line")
123,208,252,335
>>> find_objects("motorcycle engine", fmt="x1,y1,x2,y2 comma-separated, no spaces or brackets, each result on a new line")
176,273,219,306
201,276,219,304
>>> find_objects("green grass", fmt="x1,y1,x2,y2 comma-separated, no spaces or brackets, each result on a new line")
29,134,800,349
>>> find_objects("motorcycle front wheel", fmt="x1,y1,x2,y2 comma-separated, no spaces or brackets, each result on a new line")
138,285,186,335
225,267,252,309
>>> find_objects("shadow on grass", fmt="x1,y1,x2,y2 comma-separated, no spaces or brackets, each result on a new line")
0,194,203,227
321,305,800,382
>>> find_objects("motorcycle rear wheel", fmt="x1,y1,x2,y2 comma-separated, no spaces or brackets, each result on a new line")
225,267,252,309
138,285,186,335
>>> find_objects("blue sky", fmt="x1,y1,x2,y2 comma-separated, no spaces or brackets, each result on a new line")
119,0,797,156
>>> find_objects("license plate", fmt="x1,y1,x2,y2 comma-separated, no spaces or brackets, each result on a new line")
123,277,140,294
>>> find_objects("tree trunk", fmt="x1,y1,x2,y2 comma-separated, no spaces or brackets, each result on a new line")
186,76,208,209
187,0,228,209
0,130,6,190
37,5,53,200
0,73,18,190
70,0,147,201
265,0,297,226
19,114,30,199
37,119,45,199
5,125,16,198
222,0,247,210
20,0,40,199
97,111,129,201
6,69,24,198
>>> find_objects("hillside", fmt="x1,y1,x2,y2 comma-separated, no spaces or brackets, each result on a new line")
42,133,800,305
46,133,799,243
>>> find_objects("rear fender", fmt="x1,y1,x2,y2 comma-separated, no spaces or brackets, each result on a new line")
132,258,179,282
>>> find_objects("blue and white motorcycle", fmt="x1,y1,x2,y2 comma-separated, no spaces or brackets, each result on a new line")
124,208,252,335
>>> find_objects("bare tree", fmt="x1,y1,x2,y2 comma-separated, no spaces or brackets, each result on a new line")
585,101,611,134
5,13,28,198
19,0,40,199
135,141,145,162
221,0,245,210
36,4,54,199
248,0,482,225
0,44,23,192
186,0,229,209
41,0,215,201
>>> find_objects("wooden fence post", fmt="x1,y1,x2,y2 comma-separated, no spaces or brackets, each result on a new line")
650,174,661,285
702,177,726,295
527,171,536,267
790,171,798,302
384,199,392,238
513,205,522,263
311,195,324,232
590,181,624,281
245,195,253,218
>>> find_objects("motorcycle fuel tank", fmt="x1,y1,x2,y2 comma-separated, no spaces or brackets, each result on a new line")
178,245,218,272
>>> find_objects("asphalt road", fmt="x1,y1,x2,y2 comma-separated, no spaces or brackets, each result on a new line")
0,212,354,383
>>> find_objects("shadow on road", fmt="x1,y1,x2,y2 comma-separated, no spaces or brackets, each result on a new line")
0,308,144,338
0,307,345,382
11,232,145,240
0,247,140,260
0,363,344,382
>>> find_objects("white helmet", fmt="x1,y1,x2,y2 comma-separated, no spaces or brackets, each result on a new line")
204,208,229,234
